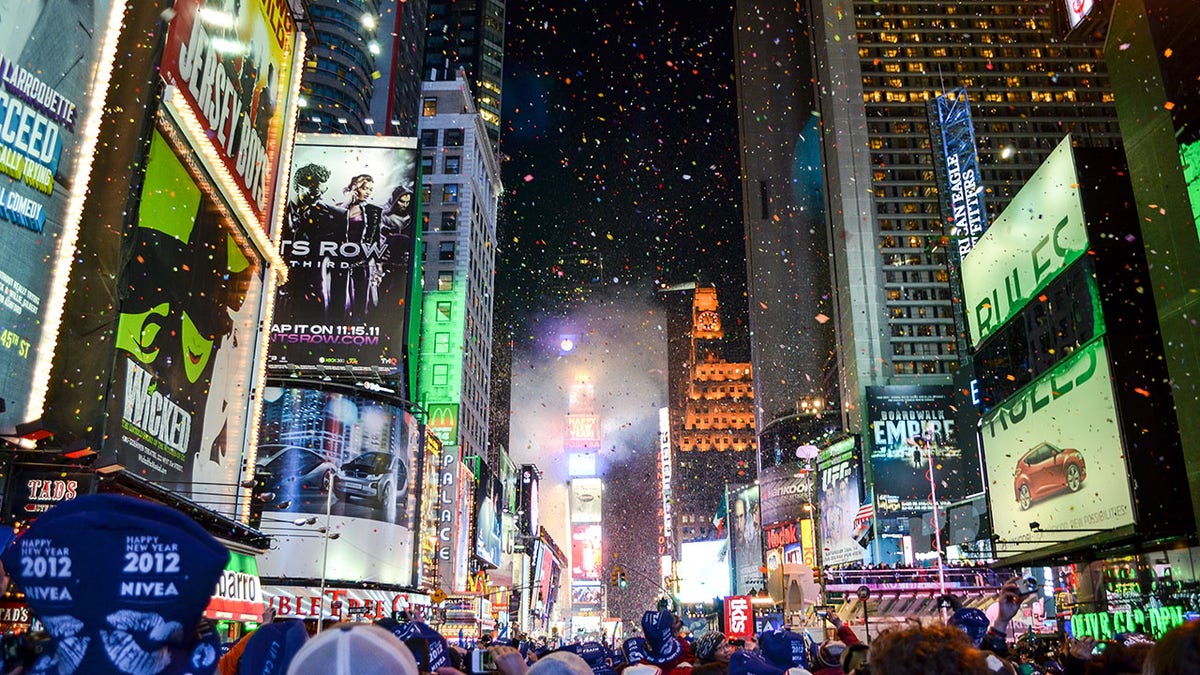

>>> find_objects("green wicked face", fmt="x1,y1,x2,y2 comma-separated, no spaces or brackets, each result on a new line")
116,130,253,385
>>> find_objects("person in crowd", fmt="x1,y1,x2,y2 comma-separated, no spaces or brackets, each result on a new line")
692,631,734,675
868,624,992,675
811,611,861,675
527,652,594,675
1141,620,1200,675
840,644,869,675
286,623,418,675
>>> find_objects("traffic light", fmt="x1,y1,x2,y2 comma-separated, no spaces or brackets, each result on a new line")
611,566,620,588
618,568,628,589
812,567,822,585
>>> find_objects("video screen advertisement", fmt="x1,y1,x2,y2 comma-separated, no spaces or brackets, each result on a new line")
270,134,418,376
570,477,603,523
728,485,763,596
980,339,1135,550
759,462,813,528
256,384,421,587
817,437,866,567
0,0,120,430
866,385,983,518
570,524,602,584
474,460,504,568
160,0,298,235
106,128,265,511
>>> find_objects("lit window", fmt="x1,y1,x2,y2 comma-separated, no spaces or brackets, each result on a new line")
434,333,451,353
433,364,450,386
436,301,452,321
442,184,459,204
423,98,438,116
438,270,454,291
444,156,461,174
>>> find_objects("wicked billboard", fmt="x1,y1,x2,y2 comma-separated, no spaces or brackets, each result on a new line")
159,0,297,233
106,128,265,512
866,385,983,517
0,0,120,431
256,384,420,587
269,134,418,375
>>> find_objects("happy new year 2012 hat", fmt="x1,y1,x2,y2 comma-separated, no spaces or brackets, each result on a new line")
1,494,230,675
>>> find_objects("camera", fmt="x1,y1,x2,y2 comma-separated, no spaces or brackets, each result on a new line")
1017,577,1038,596
471,648,497,674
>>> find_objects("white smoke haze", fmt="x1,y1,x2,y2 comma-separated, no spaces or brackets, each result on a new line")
507,280,669,564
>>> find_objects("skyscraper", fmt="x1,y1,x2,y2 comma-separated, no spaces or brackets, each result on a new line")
298,0,428,136
424,0,506,147
664,286,757,544
417,75,502,465
734,0,842,470
809,0,1121,428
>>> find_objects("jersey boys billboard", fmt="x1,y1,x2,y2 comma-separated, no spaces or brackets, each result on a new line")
108,129,264,510
270,135,418,374
0,0,117,430
160,0,297,232
257,385,420,587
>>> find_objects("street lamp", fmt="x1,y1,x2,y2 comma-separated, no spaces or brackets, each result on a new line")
919,445,948,608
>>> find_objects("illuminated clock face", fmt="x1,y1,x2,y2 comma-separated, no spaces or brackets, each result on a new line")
696,310,720,332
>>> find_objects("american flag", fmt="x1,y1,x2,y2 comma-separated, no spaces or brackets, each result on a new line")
854,503,874,522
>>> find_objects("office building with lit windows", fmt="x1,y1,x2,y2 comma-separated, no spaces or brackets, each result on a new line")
416,75,502,464
424,0,506,147
806,0,1122,429
663,286,757,544
299,0,428,136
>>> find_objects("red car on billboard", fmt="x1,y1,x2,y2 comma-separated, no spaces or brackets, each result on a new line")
1014,442,1086,510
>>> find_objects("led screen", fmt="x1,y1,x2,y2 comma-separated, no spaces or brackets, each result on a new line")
961,138,1088,348
570,524,602,583
678,540,731,604
257,385,420,586
817,438,866,567
270,134,418,374
866,385,984,517
0,0,116,429
570,478,602,523
108,129,264,512
728,485,763,595
981,339,1135,552
473,461,503,567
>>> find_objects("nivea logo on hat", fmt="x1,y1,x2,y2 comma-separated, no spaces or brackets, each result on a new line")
623,637,647,664
760,630,811,670
640,610,682,665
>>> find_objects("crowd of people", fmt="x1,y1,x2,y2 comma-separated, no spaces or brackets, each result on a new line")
0,495,1197,674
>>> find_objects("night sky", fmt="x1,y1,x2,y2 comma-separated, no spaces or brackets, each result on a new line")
499,1,748,340
499,2,751,625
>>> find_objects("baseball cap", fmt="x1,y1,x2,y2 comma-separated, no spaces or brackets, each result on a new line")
286,624,418,675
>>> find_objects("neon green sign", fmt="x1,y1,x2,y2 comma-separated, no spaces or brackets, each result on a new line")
1071,606,1186,641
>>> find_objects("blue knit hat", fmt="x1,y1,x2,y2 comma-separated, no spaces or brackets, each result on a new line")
759,629,812,670
622,637,648,665
640,610,682,665
238,620,309,675
1,494,230,674
730,651,785,675
948,608,990,647
376,618,450,671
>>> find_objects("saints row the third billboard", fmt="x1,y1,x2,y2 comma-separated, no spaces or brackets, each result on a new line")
270,134,418,375
817,437,865,567
256,385,420,587
981,339,1135,551
866,385,983,518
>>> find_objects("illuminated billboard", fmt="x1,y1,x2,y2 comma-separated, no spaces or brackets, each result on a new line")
729,485,763,595
520,465,540,537
257,385,420,586
866,385,983,517
677,540,731,604
435,444,465,591
473,461,503,568
817,437,865,567
160,0,297,232
427,402,459,446
980,339,1135,551
570,478,603,523
0,0,120,430
928,88,987,260
106,129,264,511
269,134,418,374
962,138,1088,348
759,463,813,528
570,524,602,583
